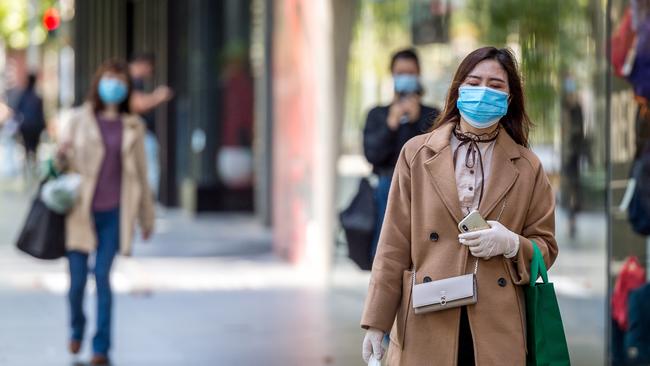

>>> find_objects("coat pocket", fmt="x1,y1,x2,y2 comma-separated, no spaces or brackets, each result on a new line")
390,270,413,350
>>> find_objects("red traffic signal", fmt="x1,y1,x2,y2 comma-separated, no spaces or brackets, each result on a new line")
43,8,60,31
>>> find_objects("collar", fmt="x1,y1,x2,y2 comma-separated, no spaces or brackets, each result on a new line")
81,102,141,129
425,122,521,160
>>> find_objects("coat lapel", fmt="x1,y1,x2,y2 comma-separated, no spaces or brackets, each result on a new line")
423,123,464,223
82,104,103,146
79,105,141,173
121,114,140,155
480,128,521,219
79,104,105,175
422,123,522,223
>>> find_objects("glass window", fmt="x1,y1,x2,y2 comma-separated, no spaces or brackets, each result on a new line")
609,0,650,364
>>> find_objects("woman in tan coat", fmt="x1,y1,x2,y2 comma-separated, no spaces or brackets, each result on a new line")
360,47,558,366
57,59,154,365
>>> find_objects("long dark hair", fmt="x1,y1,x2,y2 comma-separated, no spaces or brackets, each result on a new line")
432,47,532,147
86,58,132,114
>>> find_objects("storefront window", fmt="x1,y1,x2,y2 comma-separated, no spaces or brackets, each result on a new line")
609,1,650,364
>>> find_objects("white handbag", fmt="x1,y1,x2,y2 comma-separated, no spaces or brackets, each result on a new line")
411,258,478,314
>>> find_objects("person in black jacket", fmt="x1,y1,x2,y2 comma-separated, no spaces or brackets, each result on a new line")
13,73,45,180
363,48,439,258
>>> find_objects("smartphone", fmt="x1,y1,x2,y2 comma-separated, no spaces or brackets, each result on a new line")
458,210,490,233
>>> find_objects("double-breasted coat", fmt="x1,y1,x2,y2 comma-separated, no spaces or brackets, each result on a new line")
361,122,558,366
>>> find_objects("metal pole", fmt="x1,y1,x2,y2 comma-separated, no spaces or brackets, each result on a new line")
27,0,40,73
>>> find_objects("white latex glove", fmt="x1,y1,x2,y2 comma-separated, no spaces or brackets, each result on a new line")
458,220,520,259
362,328,385,363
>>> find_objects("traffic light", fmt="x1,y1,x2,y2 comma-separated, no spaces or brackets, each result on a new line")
43,8,60,32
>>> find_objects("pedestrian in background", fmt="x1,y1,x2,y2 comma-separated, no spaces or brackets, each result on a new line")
13,73,45,179
361,47,558,365
57,59,155,365
561,74,587,240
363,48,439,259
128,53,174,197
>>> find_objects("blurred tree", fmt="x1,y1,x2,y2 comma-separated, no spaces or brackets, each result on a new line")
365,0,411,77
468,0,591,144
0,0,57,49
343,0,411,153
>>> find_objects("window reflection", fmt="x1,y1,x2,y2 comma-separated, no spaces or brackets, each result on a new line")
610,0,650,365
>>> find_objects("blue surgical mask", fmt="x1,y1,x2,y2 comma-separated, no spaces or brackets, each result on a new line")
456,86,509,129
98,78,128,105
394,74,420,94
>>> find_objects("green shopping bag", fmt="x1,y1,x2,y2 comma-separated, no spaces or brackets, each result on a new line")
525,241,571,366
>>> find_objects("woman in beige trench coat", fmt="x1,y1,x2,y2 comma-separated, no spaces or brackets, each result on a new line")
57,59,154,365
360,47,558,366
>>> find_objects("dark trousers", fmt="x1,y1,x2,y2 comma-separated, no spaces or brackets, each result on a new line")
458,306,476,366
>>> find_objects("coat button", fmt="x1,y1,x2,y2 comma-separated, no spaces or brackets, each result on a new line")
429,232,439,241
423,276,432,283
498,277,507,287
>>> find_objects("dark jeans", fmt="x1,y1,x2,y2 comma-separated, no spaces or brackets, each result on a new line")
67,208,120,356
371,174,392,258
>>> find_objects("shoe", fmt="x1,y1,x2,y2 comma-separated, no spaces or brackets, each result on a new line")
90,354,110,365
68,340,81,355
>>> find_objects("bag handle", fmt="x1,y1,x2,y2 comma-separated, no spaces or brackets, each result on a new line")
529,240,548,287
47,159,60,179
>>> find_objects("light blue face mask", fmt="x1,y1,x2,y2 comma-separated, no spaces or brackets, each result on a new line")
394,74,420,94
563,78,577,93
98,78,128,105
456,86,509,129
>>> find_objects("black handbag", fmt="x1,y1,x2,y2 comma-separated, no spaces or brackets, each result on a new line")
16,183,66,260
339,177,376,270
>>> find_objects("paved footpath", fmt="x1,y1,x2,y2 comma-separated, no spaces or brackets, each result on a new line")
0,182,607,366
0,187,369,366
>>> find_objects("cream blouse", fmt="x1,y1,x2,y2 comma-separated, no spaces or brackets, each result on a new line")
450,133,497,215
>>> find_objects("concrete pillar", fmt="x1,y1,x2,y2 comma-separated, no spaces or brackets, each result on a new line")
271,0,358,282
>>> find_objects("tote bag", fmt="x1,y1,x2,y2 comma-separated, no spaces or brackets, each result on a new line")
16,179,66,260
525,241,571,366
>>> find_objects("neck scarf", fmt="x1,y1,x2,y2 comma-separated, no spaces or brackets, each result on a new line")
452,124,500,210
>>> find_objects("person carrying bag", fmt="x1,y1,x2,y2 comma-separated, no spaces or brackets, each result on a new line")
55,59,155,366
360,47,560,366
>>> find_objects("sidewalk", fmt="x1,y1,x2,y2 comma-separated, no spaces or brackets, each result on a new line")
0,182,607,366
0,187,368,366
